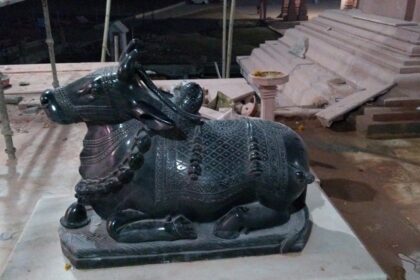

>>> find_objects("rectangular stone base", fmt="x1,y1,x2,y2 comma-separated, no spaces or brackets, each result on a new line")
59,208,311,269
1,184,387,280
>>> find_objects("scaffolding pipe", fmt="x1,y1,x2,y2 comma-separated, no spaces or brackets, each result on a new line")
222,0,227,78
226,0,236,78
114,35,119,62
101,0,112,62
41,0,59,88
0,86,16,160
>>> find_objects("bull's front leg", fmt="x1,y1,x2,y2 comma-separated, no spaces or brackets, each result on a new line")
106,210,197,243
213,202,291,239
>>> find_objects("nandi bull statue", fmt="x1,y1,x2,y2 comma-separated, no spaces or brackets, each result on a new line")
41,40,315,268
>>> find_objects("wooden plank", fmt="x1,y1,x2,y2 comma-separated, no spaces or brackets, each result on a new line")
383,97,420,108
316,83,396,127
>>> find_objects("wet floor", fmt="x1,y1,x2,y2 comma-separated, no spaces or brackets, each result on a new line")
291,118,420,280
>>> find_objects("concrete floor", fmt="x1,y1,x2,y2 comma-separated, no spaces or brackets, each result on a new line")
283,118,420,280
0,107,83,273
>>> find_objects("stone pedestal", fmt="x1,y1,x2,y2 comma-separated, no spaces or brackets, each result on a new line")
259,86,278,121
249,72,289,121
59,207,311,269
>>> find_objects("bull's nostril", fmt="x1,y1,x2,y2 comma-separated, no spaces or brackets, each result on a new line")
40,90,52,105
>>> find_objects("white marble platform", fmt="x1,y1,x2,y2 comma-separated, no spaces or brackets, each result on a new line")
0,182,386,280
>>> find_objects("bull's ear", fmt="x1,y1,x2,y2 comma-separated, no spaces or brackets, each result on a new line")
131,105,174,131
118,49,140,84
119,39,142,62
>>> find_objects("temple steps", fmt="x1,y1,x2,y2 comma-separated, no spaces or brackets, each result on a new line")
281,27,393,87
301,20,420,66
294,24,420,74
313,17,420,57
238,8,420,112
319,10,420,45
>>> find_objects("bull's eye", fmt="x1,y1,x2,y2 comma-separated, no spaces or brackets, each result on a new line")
295,171,305,181
86,94,95,101
78,84,93,95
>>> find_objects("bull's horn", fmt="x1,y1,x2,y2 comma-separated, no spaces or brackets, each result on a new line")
135,65,202,124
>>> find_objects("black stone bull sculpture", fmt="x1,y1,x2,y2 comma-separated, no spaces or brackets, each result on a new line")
41,39,314,243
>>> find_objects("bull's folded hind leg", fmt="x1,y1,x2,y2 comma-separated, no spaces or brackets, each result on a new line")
213,202,291,239
107,210,197,243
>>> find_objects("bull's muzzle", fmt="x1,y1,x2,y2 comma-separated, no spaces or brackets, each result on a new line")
40,89,54,106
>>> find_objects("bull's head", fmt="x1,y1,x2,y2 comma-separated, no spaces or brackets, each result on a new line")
41,39,202,130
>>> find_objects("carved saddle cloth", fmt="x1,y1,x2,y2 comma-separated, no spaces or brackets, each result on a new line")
154,118,289,203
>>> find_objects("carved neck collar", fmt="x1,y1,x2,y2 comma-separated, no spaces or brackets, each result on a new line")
75,121,152,203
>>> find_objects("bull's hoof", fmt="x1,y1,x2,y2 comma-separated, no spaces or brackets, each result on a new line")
213,206,249,239
166,215,197,240
60,202,90,229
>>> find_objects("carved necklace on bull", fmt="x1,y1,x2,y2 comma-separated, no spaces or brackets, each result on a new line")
75,66,202,204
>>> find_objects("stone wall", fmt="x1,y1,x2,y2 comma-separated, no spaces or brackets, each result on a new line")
357,0,419,21
412,1,420,21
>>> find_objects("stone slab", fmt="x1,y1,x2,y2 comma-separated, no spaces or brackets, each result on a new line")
0,183,386,280
59,207,310,269
358,0,413,21
316,83,396,127
349,8,418,27
356,115,420,139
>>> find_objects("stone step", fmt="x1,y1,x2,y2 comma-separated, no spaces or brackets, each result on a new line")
237,52,269,78
261,40,313,70
236,56,257,77
254,45,319,104
251,48,287,72
295,24,420,74
320,10,420,45
383,97,420,107
356,116,420,139
255,43,316,84
243,41,343,107
284,28,395,87
259,44,314,89
265,40,317,68
313,17,420,57
302,20,420,66
317,83,396,127
295,24,400,72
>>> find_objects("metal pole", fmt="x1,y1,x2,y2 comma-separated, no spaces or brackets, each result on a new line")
0,86,16,160
41,0,59,88
114,35,119,62
226,0,236,78
101,0,112,62
222,0,227,78
214,62,221,79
